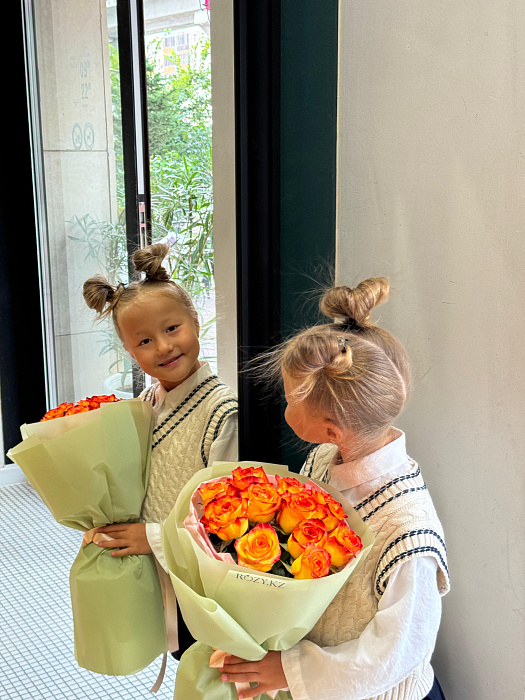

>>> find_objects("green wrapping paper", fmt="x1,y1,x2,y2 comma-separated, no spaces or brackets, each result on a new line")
7,399,168,676
162,461,375,700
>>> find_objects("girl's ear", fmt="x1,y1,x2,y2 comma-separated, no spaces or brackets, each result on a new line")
192,313,200,336
324,420,344,445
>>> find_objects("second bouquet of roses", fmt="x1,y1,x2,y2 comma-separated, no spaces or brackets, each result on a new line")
162,461,375,700
7,397,167,677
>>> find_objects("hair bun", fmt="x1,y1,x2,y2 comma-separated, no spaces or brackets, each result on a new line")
320,277,390,327
133,243,170,281
83,275,117,316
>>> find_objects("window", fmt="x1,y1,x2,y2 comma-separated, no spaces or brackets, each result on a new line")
25,0,217,406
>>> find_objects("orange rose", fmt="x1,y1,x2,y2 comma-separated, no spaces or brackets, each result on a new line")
65,404,90,415
287,518,328,559
291,544,331,579
275,491,328,534
201,496,249,541
312,489,348,531
274,475,305,496
324,522,363,567
90,394,119,405
240,482,282,523
199,481,239,507
228,466,270,491
40,403,75,421
235,523,281,572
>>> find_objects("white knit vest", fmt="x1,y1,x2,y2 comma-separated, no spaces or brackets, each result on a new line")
140,374,238,523
302,444,450,700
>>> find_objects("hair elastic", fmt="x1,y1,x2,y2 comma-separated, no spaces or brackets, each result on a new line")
339,317,359,332
336,335,349,354
114,281,126,297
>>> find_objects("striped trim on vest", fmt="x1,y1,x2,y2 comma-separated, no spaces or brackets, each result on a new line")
355,462,427,522
151,376,231,450
142,384,157,404
302,444,330,482
375,527,449,597
200,398,238,467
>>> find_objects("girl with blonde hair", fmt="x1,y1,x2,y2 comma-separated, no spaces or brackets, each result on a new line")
83,243,238,658
221,278,449,700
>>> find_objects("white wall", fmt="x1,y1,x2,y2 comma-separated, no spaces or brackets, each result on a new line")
336,3,525,698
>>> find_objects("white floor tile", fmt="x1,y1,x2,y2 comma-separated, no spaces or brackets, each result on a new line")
0,483,177,699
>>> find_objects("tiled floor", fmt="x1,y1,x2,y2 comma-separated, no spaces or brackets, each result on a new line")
0,482,177,699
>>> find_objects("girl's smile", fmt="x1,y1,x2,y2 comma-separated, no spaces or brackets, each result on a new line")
119,293,201,391
158,353,183,368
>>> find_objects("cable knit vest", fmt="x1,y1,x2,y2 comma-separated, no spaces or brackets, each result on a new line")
302,444,450,700
140,374,238,523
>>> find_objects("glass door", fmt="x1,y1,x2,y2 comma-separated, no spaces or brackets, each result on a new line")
25,0,217,407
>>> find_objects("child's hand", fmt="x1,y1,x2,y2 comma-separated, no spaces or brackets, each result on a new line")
95,523,152,556
220,651,287,699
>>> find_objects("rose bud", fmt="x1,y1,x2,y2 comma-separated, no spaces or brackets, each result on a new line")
324,522,363,568
199,480,239,507
228,466,270,491
276,491,328,534
312,489,348,532
241,483,282,523
291,544,331,580
274,475,305,496
288,518,328,560
235,523,281,573
201,495,249,541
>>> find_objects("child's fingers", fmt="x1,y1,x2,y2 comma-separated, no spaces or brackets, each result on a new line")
221,660,259,678
97,538,128,548
110,546,134,557
220,669,259,684
97,524,130,533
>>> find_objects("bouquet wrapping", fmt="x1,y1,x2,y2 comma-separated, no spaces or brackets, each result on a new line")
7,398,168,676
162,461,375,700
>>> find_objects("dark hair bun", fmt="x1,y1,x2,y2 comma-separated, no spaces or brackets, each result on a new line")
320,278,390,327
133,243,170,281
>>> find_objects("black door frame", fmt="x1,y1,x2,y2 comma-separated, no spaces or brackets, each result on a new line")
234,1,339,469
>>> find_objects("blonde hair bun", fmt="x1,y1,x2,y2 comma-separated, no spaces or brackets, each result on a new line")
320,277,390,327
133,243,170,281
83,275,118,316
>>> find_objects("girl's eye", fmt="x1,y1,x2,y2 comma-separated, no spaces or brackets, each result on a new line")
167,325,179,332
139,338,151,346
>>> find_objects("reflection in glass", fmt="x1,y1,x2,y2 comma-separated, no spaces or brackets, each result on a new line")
28,0,216,407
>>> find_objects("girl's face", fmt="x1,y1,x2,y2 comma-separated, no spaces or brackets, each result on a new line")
120,293,201,391
282,370,336,445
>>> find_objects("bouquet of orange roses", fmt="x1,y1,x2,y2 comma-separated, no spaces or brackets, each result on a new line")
7,396,167,677
40,393,122,419
190,466,364,580
162,461,374,700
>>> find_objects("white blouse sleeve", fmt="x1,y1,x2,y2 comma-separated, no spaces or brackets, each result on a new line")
281,556,442,700
145,522,167,571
